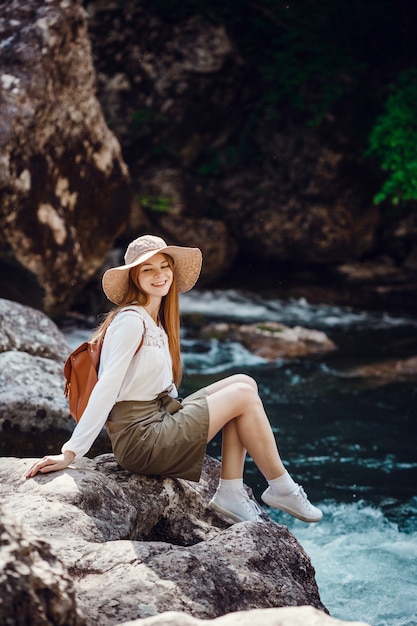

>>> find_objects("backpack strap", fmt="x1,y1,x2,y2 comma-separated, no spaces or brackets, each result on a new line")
118,307,146,355
90,307,146,359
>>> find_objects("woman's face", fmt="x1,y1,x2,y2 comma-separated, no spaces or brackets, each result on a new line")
137,253,173,298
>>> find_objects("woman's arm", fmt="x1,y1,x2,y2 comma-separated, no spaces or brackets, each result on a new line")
62,311,145,457
26,310,144,476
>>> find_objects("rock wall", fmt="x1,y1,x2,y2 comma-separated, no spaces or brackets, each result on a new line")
0,0,136,315
1,0,416,316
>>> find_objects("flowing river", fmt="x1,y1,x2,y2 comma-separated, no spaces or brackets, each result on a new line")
65,289,417,626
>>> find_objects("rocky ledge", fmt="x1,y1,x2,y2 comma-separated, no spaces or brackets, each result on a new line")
0,454,369,626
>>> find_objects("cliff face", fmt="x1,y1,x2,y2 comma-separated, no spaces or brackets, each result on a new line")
1,0,416,315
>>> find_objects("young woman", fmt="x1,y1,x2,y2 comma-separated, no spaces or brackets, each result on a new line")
26,235,322,524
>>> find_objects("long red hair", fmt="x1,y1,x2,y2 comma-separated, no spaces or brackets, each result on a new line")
91,254,182,387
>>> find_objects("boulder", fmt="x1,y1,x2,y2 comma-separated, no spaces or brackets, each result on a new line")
0,298,110,457
0,298,69,362
0,350,71,436
0,298,72,455
0,454,330,626
0,454,371,626
0,0,137,315
200,322,337,360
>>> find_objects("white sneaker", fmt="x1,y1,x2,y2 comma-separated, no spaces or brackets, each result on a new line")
261,485,323,523
209,489,265,523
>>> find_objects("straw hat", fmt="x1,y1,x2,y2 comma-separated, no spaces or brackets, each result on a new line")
102,234,202,304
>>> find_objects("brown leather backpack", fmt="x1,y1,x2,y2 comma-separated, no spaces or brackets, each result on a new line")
64,310,144,422
64,339,103,423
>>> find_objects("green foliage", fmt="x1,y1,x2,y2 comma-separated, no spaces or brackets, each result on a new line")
256,324,283,334
137,195,174,213
367,68,417,206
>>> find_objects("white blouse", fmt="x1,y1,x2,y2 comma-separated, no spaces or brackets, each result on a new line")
61,306,177,460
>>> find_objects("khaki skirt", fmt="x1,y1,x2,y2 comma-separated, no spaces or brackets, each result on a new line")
105,388,210,482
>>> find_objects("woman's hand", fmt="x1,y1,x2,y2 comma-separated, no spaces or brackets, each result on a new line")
25,450,76,478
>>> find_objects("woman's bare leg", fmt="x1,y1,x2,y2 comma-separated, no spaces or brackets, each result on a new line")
218,420,247,479
206,375,256,479
205,375,286,480
204,374,323,523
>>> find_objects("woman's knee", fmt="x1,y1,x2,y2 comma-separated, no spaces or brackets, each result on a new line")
232,374,258,393
207,380,260,419
231,380,262,409
206,381,262,440
205,373,258,396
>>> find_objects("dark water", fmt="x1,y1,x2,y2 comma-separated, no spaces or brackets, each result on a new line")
177,290,417,626
63,289,417,626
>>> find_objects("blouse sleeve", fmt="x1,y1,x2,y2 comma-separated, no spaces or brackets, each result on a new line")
61,310,144,459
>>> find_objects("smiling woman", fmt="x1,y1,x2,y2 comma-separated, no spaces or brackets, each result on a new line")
26,234,322,525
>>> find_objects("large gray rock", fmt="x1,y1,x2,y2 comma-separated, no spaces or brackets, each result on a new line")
0,350,73,444
0,298,110,457
0,298,72,455
0,0,136,315
0,454,331,626
0,298,69,362
0,298,67,448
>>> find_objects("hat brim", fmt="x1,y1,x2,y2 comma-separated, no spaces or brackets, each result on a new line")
102,245,202,304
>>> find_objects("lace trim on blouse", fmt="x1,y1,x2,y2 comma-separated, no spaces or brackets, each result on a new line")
139,311,167,350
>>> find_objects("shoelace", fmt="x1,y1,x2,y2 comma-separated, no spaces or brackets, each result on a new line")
294,486,316,511
238,490,263,519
